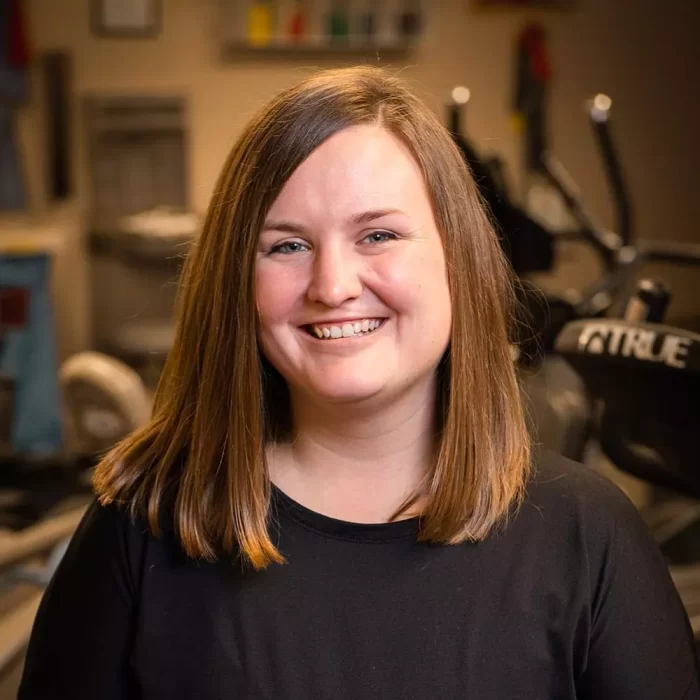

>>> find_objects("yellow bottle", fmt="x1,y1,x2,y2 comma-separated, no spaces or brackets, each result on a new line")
248,1,274,47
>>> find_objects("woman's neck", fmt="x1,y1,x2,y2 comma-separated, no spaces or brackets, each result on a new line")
267,377,438,523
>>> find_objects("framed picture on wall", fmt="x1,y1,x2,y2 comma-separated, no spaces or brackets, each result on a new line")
92,0,162,38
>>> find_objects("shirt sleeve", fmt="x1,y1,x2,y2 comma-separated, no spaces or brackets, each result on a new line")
577,474,700,699
17,499,145,700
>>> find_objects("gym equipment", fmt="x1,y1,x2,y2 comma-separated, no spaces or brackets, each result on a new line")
0,346,149,532
1,239,151,531
448,88,629,361
0,220,156,676
0,260,149,527
512,22,551,175
449,87,634,461
0,503,87,678
448,86,555,279
41,51,72,201
0,506,85,574
556,265,700,641
449,85,700,466
0,210,164,682
0,254,63,456
90,208,197,380
60,352,151,458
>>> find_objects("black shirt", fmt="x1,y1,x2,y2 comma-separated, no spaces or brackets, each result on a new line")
18,451,700,699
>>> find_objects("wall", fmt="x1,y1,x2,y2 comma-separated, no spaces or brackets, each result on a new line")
8,0,700,359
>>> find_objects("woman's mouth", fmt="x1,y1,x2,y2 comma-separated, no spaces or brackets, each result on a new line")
303,318,386,340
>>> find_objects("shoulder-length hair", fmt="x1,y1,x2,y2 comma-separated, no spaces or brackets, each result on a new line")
93,66,531,570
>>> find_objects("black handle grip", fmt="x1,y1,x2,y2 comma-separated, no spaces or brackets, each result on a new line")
448,87,470,137
448,103,461,138
589,96,633,247
540,152,619,271
623,278,671,323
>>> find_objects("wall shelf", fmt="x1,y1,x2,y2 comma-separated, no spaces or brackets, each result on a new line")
221,36,416,58
218,0,426,60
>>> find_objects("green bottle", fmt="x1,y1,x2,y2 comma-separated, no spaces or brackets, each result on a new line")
328,0,350,42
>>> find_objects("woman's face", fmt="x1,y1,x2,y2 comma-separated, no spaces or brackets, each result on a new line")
256,125,452,406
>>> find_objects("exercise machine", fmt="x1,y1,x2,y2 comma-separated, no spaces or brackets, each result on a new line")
0,502,86,680
447,86,555,281
448,87,637,460
447,88,630,362
556,262,700,646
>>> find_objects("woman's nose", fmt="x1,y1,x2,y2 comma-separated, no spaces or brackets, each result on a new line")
307,246,362,307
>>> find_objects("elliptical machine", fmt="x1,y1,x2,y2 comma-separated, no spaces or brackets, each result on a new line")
447,88,636,461
447,88,630,363
448,83,700,644
531,92,700,643
556,266,700,646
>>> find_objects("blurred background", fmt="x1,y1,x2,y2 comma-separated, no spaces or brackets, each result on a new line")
0,0,698,695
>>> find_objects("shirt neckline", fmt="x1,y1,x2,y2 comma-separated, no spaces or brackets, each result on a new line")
271,484,421,543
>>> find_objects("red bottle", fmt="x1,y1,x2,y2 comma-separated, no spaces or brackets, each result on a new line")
289,1,306,41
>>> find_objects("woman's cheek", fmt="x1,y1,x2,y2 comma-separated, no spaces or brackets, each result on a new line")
256,264,301,322
372,253,430,313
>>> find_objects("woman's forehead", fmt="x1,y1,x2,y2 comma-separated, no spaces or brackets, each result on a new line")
267,126,430,221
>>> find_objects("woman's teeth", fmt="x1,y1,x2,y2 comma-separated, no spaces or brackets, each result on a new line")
310,319,383,339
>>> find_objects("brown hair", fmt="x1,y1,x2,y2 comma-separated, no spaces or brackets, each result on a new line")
93,66,531,569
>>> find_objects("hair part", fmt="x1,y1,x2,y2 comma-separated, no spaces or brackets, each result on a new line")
93,66,531,570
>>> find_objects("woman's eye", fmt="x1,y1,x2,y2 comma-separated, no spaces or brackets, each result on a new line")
270,241,309,255
362,231,397,245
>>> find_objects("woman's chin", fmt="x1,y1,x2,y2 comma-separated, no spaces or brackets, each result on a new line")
302,376,385,405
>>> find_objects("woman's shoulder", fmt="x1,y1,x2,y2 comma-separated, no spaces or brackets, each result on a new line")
82,496,151,537
528,448,637,504
84,489,179,550
522,448,652,551
77,497,153,557
43,497,155,607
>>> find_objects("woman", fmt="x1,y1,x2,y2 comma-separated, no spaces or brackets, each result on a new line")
19,67,698,699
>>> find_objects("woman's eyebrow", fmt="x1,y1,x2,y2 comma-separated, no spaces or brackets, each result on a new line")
261,219,306,234
349,208,405,225
262,209,406,233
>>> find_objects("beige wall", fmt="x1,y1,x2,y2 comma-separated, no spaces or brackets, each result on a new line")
5,0,699,360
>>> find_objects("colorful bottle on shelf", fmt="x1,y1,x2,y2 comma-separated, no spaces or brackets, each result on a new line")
248,0,275,47
397,0,422,40
289,0,306,42
359,0,379,43
328,0,350,42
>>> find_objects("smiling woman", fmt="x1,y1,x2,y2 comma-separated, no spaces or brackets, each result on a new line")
18,67,700,700
256,124,452,418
